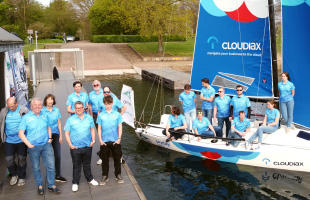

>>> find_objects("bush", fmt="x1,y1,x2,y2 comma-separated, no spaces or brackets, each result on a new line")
91,35,186,43
56,36,63,40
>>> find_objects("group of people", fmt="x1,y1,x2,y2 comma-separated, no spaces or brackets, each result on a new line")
164,72,295,150
0,80,127,195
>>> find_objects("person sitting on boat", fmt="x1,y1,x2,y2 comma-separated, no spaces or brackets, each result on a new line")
278,72,295,133
213,87,231,137
230,85,251,121
162,106,187,141
179,84,197,132
227,111,251,147
244,99,280,150
193,111,221,141
200,78,215,124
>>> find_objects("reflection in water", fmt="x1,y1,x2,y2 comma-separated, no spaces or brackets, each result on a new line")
83,75,310,200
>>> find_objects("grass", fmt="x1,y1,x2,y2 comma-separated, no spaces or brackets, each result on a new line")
128,37,196,57
22,39,63,58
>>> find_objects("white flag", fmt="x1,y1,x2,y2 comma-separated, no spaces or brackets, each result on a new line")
121,84,135,128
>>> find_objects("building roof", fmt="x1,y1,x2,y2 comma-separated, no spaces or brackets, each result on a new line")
0,27,24,45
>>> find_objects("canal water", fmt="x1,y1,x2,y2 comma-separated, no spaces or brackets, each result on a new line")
82,75,310,200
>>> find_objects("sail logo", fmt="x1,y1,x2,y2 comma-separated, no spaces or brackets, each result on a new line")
262,158,270,165
222,42,261,50
207,36,218,50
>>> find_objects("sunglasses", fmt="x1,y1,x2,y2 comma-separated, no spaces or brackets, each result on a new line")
93,84,99,87
237,90,243,91
197,111,203,114
218,91,223,93
103,91,111,94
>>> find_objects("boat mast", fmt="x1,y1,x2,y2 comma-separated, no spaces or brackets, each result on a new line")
268,0,279,97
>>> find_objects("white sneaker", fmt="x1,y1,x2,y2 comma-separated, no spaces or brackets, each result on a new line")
72,184,78,192
89,179,98,186
291,124,296,130
286,127,290,133
97,159,102,165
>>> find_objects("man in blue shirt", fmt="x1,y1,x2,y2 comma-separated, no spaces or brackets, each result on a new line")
230,85,251,121
227,111,251,147
97,96,124,185
88,80,104,130
200,78,215,124
64,101,98,192
213,87,231,137
0,97,29,186
67,81,89,115
179,84,197,132
18,98,60,195
98,86,127,115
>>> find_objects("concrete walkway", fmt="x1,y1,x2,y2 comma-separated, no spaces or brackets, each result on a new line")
0,72,143,200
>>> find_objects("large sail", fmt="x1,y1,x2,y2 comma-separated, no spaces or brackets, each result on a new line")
191,0,273,98
282,1,310,128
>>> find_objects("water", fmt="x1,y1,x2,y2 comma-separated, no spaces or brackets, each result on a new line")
82,75,310,200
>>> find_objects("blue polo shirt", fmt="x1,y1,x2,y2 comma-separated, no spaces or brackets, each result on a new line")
99,95,123,112
179,91,196,113
192,117,211,134
278,81,295,102
97,110,123,142
231,95,251,118
201,86,215,109
41,106,61,134
88,89,104,114
64,114,94,148
167,114,186,128
266,108,280,127
19,111,49,146
232,117,251,132
5,105,23,143
214,95,231,118
66,92,89,112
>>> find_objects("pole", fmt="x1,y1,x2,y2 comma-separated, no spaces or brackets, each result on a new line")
35,31,38,49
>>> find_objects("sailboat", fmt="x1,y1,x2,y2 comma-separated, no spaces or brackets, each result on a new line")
133,0,310,173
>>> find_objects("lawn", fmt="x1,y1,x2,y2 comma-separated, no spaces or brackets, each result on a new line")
128,37,196,57
23,39,62,58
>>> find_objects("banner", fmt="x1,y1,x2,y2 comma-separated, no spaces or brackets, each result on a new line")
191,0,273,97
121,84,136,128
282,1,310,127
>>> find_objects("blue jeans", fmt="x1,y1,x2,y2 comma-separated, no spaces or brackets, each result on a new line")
28,142,55,187
248,125,277,143
227,129,242,147
201,126,222,137
184,108,196,132
280,100,294,127
203,109,213,125
51,133,61,177
218,117,231,137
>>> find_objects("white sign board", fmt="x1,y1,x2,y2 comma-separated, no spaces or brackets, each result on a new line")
27,29,33,34
121,84,135,128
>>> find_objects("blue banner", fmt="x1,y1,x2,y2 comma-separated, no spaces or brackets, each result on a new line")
191,0,273,97
282,1,310,128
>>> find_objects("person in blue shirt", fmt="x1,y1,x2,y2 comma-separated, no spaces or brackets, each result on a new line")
227,111,251,147
98,86,127,115
64,101,98,192
213,87,231,137
278,72,295,133
179,84,197,132
162,106,187,141
200,78,215,124
230,85,251,121
42,94,67,183
193,111,221,141
88,80,104,130
245,99,280,149
97,96,124,185
18,98,60,195
0,97,29,186
67,81,89,115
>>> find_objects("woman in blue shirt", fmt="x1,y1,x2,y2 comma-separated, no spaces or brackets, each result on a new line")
246,99,280,149
193,111,221,141
278,72,295,133
42,94,67,182
162,106,187,141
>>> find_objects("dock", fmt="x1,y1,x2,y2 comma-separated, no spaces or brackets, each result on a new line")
0,72,145,200
141,68,190,90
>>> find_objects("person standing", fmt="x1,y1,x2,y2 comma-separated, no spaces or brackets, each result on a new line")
67,81,89,115
63,33,66,44
97,96,124,185
278,72,295,133
230,85,251,121
227,111,251,147
64,101,98,192
88,80,104,130
18,98,60,195
200,78,215,124
179,84,197,132
0,97,29,186
42,94,67,183
213,87,231,137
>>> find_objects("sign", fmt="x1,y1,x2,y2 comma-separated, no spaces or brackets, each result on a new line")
27,29,33,34
121,84,136,128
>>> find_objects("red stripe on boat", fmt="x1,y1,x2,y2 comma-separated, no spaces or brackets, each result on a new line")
201,151,221,159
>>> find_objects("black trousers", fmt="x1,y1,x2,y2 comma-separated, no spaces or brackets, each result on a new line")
51,133,61,177
70,147,93,184
4,142,27,179
162,128,185,140
100,142,122,177
93,113,98,131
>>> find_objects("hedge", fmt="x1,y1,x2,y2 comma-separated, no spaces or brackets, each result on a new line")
90,35,186,43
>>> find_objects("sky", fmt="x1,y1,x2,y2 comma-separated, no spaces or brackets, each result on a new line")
36,0,51,7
